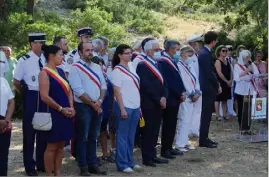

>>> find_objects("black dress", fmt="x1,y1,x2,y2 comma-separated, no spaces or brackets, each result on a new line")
216,59,231,102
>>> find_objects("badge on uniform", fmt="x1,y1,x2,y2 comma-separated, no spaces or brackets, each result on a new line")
67,58,73,64
32,76,36,82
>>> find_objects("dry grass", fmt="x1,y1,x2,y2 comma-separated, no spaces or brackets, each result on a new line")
8,118,268,176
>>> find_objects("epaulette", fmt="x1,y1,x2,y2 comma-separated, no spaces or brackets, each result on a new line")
70,49,77,57
19,54,30,60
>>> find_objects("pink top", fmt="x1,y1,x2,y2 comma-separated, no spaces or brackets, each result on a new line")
255,61,267,74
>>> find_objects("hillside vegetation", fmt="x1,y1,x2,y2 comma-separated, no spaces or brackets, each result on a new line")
0,0,267,56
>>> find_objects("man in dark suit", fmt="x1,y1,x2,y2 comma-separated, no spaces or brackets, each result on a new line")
159,40,186,159
198,31,221,148
137,40,169,167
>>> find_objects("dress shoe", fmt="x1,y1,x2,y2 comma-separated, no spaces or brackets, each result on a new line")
208,139,218,145
26,170,38,176
161,151,176,159
199,142,217,148
36,168,46,173
170,149,184,156
143,160,156,167
80,167,91,176
88,166,107,175
152,157,169,164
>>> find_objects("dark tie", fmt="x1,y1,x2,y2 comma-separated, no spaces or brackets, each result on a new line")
38,58,43,70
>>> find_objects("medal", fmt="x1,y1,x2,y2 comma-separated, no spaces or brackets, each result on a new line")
32,76,36,81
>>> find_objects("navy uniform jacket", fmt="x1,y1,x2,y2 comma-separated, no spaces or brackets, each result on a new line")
158,55,185,107
136,62,168,110
198,47,219,96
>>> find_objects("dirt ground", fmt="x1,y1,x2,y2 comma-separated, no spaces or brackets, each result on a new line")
8,118,268,177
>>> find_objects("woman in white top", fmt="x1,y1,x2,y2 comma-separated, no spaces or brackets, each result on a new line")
234,50,259,133
0,77,15,176
111,44,142,173
175,45,201,152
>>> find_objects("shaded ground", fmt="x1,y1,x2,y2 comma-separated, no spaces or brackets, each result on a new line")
8,118,268,176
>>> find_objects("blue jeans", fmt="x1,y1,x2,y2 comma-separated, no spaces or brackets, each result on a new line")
114,102,140,171
74,103,102,168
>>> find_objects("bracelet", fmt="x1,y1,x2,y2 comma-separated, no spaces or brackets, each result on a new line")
58,106,63,112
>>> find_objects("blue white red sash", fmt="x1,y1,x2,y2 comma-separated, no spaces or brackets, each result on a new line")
114,64,140,91
135,54,146,61
178,61,196,88
73,61,101,89
160,53,179,72
143,57,164,85
238,64,259,95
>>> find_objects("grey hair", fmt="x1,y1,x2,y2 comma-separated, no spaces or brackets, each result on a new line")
144,40,159,52
132,39,142,50
180,45,194,56
164,40,180,51
92,39,104,49
108,47,116,60
98,36,108,43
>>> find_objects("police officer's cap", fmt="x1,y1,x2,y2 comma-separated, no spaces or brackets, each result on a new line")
187,34,204,43
28,32,46,42
77,27,93,37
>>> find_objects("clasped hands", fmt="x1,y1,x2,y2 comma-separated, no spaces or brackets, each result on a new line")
61,108,76,118
90,100,103,115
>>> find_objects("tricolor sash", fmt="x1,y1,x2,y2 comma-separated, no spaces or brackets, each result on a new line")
178,61,196,88
238,64,259,95
160,53,179,72
114,64,140,92
43,67,70,96
73,61,101,89
143,57,164,85
135,54,146,61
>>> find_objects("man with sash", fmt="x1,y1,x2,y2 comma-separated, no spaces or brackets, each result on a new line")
68,41,107,176
64,27,93,76
13,32,47,176
187,34,203,139
158,40,186,159
136,40,169,167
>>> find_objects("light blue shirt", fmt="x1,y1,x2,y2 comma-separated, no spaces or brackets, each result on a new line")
68,59,107,103
204,45,211,52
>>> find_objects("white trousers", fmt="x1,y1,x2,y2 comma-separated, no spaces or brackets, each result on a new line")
219,99,237,117
175,100,195,148
189,96,202,136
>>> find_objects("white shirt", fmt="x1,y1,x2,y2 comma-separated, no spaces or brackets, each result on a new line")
187,54,200,89
68,59,107,103
131,52,146,72
13,51,46,91
0,77,14,117
111,64,140,109
101,53,109,66
234,63,259,96
0,51,9,77
64,48,80,73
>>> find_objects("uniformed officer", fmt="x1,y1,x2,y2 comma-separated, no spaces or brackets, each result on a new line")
13,32,47,176
64,27,93,75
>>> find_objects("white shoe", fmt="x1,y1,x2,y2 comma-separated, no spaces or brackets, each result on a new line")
186,145,196,150
122,167,134,173
64,145,71,152
175,147,188,152
133,165,144,172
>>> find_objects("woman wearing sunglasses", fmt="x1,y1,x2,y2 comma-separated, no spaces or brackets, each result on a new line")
214,45,232,121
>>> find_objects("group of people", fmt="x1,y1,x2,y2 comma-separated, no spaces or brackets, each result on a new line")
0,27,267,176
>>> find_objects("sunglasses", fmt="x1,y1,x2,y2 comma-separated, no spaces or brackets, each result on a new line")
221,50,227,53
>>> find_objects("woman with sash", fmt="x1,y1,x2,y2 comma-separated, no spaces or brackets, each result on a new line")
234,50,259,135
111,44,143,173
38,45,75,176
175,45,201,152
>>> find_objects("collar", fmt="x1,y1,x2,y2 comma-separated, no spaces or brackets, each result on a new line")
163,51,173,60
79,58,91,66
146,56,156,64
29,50,41,60
204,45,211,52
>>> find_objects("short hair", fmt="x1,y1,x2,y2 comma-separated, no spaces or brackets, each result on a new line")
42,44,61,62
144,40,159,52
97,36,108,43
180,45,194,56
92,39,104,49
132,39,142,50
255,50,264,56
215,45,227,58
164,40,180,51
204,31,218,45
78,41,92,53
141,37,154,51
53,36,65,45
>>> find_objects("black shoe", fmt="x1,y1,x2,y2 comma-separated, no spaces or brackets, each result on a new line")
208,139,218,145
36,168,46,173
170,149,184,156
26,171,38,176
152,157,169,164
143,160,156,167
80,167,91,176
199,142,217,148
88,166,107,175
161,151,176,159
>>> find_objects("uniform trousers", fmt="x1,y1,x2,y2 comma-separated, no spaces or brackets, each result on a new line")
22,90,46,172
141,108,162,162
161,104,180,153
189,96,202,136
0,116,11,176
176,100,195,148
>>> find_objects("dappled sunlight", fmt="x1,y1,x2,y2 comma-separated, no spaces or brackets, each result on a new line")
9,145,23,151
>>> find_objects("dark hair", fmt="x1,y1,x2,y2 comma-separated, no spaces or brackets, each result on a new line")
77,41,92,53
141,37,154,51
204,31,218,45
92,56,104,65
255,50,264,56
42,44,61,61
164,40,180,51
53,36,65,45
215,45,226,58
236,45,246,57
112,44,131,68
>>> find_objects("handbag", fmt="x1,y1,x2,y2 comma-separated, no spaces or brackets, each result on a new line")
32,92,52,131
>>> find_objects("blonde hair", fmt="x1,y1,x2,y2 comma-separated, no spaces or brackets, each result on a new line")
180,45,194,56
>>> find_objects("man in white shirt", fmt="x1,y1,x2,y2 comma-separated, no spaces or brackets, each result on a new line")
0,50,9,77
53,36,69,70
68,41,107,176
0,77,14,176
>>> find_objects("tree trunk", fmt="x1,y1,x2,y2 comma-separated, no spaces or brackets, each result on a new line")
0,0,8,21
26,0,35,16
